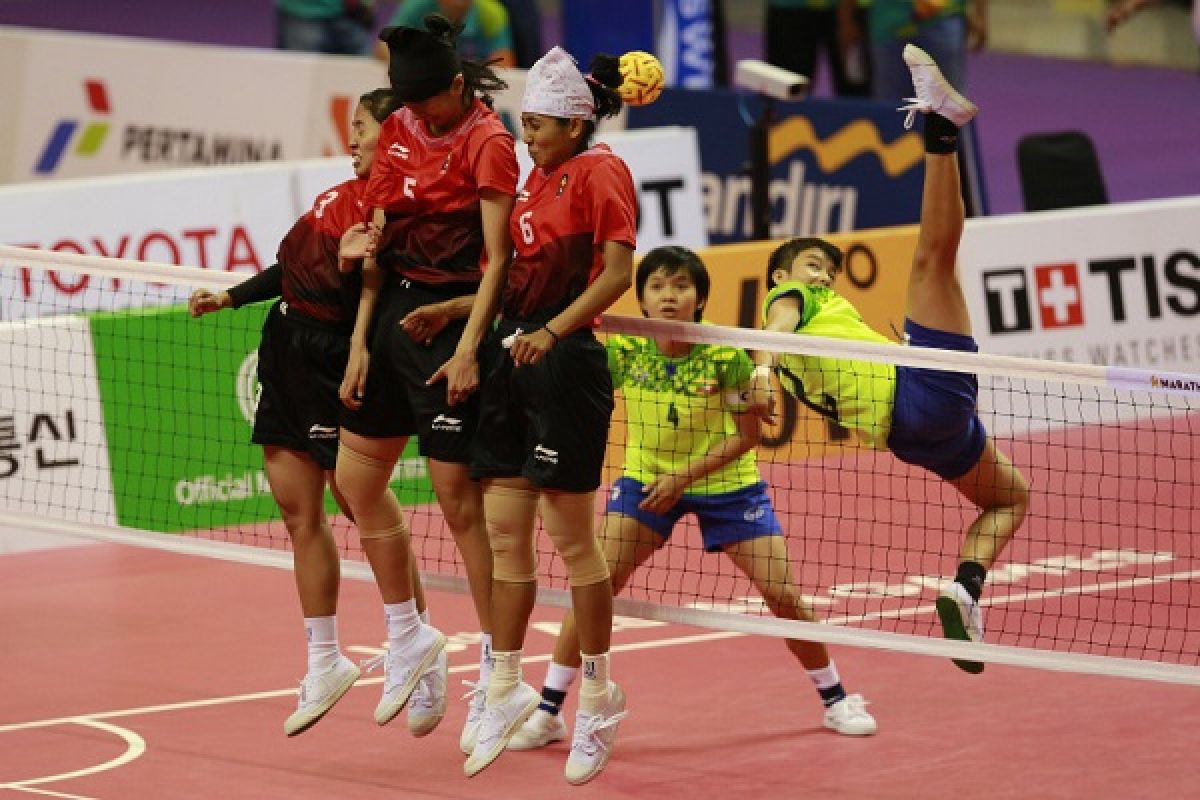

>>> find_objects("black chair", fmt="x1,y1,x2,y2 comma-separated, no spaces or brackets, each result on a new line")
1017,131,1109,212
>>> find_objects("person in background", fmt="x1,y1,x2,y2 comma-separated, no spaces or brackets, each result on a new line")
376,0,515,66
840,0,986,100
187,88,399,736
276,0,376,55
768,0,872,97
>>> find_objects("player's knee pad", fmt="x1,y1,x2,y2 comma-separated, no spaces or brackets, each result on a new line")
358,517,410,542
542,493,610,587
485,485,538,583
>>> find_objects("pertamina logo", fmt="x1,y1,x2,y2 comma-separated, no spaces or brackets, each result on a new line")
36,79,112,174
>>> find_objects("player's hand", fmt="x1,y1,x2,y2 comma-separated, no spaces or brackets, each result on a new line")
364,220,383,258
188,289,232,317
639,473,687,514
509,327,555,367
338,223,371,271
401,302,450,346
428,349,479,406
745,367,778,424
340,344,369,409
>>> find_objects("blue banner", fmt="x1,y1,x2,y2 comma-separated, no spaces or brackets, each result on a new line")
657,0,715,89
628,89,933,243
561,0,655,66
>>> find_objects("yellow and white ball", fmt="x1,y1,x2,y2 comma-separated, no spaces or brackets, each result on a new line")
618,50,665,107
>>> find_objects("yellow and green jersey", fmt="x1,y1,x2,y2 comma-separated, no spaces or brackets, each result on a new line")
606,333,762,495
762,281,896,449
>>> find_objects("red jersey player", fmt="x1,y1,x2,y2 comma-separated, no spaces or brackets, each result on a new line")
433,45,635,785
187,88,395,738
334,13,519,748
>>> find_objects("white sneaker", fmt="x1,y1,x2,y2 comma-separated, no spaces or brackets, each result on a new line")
458,679,487,755
823,694,878,736
936,581,985,674
463,681,541,778
363,628,447,725
284,654,360,736
564,682,627,786
899,44,978,129
508,707,568,750
407,646,448,736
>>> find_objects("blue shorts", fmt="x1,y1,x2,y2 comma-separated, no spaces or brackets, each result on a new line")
606,477,783,553
886,318,988,480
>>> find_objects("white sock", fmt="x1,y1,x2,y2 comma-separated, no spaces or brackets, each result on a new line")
487,650,521,705
479,633,494,686
579,652,610,714
805,661,841,690
304,615,340,673
384,599,422,649
544,661,579,692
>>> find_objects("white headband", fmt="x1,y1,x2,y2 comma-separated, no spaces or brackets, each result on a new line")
522,46,596,121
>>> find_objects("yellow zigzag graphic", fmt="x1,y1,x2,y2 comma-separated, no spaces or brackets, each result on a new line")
769,117,923,177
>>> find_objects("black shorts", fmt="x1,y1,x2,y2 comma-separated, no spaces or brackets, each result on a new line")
471,318,614,492
340,277,478,463
252,301,349,470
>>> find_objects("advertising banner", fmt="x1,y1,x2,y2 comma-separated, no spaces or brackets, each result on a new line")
0,163,297,320
0,315,117,524
5,29,313,182
88,303,433,533
960,197,1200,374
627,89,926,244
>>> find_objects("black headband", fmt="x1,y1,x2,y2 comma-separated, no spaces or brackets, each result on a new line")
380,25,462,103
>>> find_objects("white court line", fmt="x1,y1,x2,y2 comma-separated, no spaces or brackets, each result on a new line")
0,718,145,796
3,567,1199,740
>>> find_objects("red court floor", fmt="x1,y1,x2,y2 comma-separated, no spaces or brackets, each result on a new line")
2,538,1198,799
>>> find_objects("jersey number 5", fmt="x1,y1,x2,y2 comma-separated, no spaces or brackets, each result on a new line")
518,210,535,245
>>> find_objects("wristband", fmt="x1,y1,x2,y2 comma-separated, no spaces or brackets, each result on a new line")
543,324,561,345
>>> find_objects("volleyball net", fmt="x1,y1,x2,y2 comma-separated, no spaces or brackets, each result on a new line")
2,244,1198,686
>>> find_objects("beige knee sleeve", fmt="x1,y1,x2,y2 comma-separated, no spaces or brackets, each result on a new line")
338,443,408,541
485,485,539,583
542,492,610,587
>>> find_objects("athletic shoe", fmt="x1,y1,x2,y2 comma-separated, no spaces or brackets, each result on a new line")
459,679,487,755
564,682,627,786
898,44,978,129
363,628,448,725
284,654,360,736
463,681,541,777
508,707,568,750
822,694,878,736
407,646,448,737
936,581,986,674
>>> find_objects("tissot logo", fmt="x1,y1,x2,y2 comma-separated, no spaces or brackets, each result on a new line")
983,267,1032,334
982,251,1200,335
1033,263,1084,329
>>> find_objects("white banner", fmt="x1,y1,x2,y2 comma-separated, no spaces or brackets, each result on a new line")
0,315,116,524
3,28,316,182
517,126,709,252
0,163,300,320
961,196,1200,373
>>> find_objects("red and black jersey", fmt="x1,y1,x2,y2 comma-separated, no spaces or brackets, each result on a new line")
276,177,368,325
364,98,518,286
503,144,637,319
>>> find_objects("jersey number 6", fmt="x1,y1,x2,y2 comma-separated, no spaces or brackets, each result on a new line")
518,210,535,245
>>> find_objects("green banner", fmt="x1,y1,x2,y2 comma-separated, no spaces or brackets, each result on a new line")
90,302,432,533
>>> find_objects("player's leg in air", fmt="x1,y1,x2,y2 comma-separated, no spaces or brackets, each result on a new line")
897,45,1031,672
510,510,661,750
